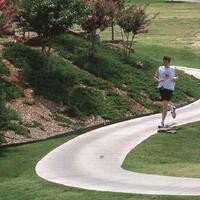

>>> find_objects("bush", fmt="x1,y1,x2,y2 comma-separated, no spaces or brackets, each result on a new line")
0,80,23,101
3,43,48,70
4,43,110,104
0,132,5,143
0,61,9,75
0,90,9,129
0,88,19,130
7,122,30,136
68,87,105,118
16,0,86,51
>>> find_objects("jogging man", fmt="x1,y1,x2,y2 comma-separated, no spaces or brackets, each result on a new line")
154,56,179,128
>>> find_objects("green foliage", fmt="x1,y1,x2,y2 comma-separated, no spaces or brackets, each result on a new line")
54,34,200,112
24,120,44,130
106,91,134,114
79,0,117,55
0,90,9,129
100,90,136,120
16,0,86,50
79,0,115,32
3,34,200,123
67,87,134,120
3,43,48,70
68,87,104,118
7,122,30,136
3,43,110,104
0,0,16,34
0,80,23,101
0,132,5,143
53,34,89,60
0,61,9,75
0,88,19,131
116,4,150,58
54,114,84,130
0,81,21,142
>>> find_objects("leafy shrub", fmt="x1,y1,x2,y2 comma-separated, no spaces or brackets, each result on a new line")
3,43,48,70
7,122,30,136
68,87,105,118
0,61,9,75
0,88,19,130
0,80,23,101
0,132,5,143
16,0,85,51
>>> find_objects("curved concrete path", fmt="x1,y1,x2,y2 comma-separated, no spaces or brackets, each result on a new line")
36,67,200,196
172,0,200,2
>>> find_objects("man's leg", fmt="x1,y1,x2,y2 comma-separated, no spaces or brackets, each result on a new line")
168,102,176,118
162,100,169,125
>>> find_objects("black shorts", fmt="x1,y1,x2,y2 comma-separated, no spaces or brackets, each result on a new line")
159,87,173,101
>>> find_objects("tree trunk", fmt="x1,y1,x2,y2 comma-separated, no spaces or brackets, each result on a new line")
111,19,114,41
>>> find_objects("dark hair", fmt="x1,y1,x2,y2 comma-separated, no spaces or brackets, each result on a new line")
163,56,172,62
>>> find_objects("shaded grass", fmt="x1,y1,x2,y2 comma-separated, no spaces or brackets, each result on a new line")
1,125,200,199
123,122,200,178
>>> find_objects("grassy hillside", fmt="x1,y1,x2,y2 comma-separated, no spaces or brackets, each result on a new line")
1,33,200,144
53,34,200,104
1,0,200,143
3,35,200,116
0,61,27,143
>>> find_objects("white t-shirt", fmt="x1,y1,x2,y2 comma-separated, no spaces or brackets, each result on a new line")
158,66,176,90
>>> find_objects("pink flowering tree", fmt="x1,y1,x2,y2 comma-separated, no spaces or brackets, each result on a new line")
116,5,150,58
0,0,16,35
79,0,117,55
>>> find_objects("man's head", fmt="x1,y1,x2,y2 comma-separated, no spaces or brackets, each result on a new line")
163,56,171,67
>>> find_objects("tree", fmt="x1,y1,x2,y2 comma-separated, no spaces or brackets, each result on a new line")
116,5,150,58
111,0,125,41
16,0,84,52
0,0,16,35
0,87,9,129
79,0,116,55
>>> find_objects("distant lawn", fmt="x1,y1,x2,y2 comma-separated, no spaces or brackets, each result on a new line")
1,123,200,200
123,121,200,178
134,43,200,69
101,1,200,68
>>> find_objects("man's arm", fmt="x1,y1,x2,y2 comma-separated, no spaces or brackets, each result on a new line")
154,70,164,83
172,67,179,82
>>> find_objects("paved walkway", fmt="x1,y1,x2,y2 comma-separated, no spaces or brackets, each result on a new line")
172,0,200,2
36,67,200,196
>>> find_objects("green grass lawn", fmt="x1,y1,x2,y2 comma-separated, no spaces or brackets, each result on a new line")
123,121,200,178
101,1,200,68
1,123,200,200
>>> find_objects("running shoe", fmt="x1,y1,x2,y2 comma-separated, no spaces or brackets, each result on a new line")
171,106,176,119
158,122,169,129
